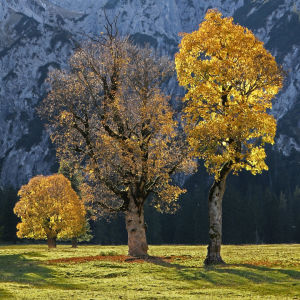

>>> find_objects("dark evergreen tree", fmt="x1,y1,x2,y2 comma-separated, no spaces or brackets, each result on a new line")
263,188,280,243
58,160,93,246
144,202,163,245
0,186,20,243
90,218,111,245
240,184,256,244
278,191,293,243
293,186,300,242
192,172,209,245
223,184,244,245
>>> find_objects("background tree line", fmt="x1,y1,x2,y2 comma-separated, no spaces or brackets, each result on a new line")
1,146,300,246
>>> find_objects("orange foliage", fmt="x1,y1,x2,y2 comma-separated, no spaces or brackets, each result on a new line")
14,174,86,240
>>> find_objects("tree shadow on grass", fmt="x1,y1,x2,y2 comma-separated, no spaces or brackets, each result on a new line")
241,263,300,276
201,264,300,296
0,288,14,299
240,263,300,279
0,254,78,290
142,257,300,292
198,263,300,283
127,256,188,269
170,264,300,299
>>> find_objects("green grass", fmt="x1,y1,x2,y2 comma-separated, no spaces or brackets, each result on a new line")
0,244,300,299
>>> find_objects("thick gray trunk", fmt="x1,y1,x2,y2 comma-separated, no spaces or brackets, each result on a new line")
125,197,148,257
204,163,231,265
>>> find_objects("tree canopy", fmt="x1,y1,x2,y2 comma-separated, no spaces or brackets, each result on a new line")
38,19,195,256
175,9,284,178
14,174,86,248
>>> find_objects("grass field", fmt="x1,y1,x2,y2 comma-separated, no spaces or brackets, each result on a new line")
0,244,300,299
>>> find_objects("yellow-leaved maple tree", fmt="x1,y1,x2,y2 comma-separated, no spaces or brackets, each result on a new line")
14,174,86,248
38,18,196,256
175,9,284,264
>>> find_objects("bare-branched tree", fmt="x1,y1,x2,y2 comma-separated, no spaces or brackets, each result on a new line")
39,17,196,256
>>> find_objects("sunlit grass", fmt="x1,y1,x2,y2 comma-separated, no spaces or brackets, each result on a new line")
0,244,300,299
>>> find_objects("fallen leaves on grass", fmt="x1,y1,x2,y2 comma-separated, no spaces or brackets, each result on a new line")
46,255,126,264
45,255,190,265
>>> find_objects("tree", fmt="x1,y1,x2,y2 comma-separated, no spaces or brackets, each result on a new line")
58,160,82,194
14,174,86,248
0,186,20,243
175,9,284,264
39,18,195,256
263,188,280,243
58,160,93,247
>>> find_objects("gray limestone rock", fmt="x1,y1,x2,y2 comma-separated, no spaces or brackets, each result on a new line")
0,0,300,187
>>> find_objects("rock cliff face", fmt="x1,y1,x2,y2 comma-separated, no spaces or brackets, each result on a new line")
0,0,300,187
0,0,80,187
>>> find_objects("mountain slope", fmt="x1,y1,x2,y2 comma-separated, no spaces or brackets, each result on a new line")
0,0,300,187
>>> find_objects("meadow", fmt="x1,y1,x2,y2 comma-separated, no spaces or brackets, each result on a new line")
0,244,300,299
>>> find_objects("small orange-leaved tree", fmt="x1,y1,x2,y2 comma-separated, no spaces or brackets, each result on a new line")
175,9,284,264
14,174,86,248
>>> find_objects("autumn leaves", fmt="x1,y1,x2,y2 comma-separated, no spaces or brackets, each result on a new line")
175,9,284,179
13,10,284,262
14,174,86,249
175,9,284,264
37,15,197,256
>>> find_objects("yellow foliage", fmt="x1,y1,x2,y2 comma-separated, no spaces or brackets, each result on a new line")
175,9,284,179
14,174,86,240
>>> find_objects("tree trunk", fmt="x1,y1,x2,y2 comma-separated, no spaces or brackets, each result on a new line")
47,237,56,249
204,162,231,265
125,197,148,257
71,237,78,248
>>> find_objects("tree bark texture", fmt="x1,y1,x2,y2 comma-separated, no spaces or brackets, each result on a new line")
71,237,78,248
204,163,231,265
125,197,148,257
47,237,57,249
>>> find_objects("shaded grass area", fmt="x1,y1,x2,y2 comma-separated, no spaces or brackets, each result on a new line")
0,244,300,299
